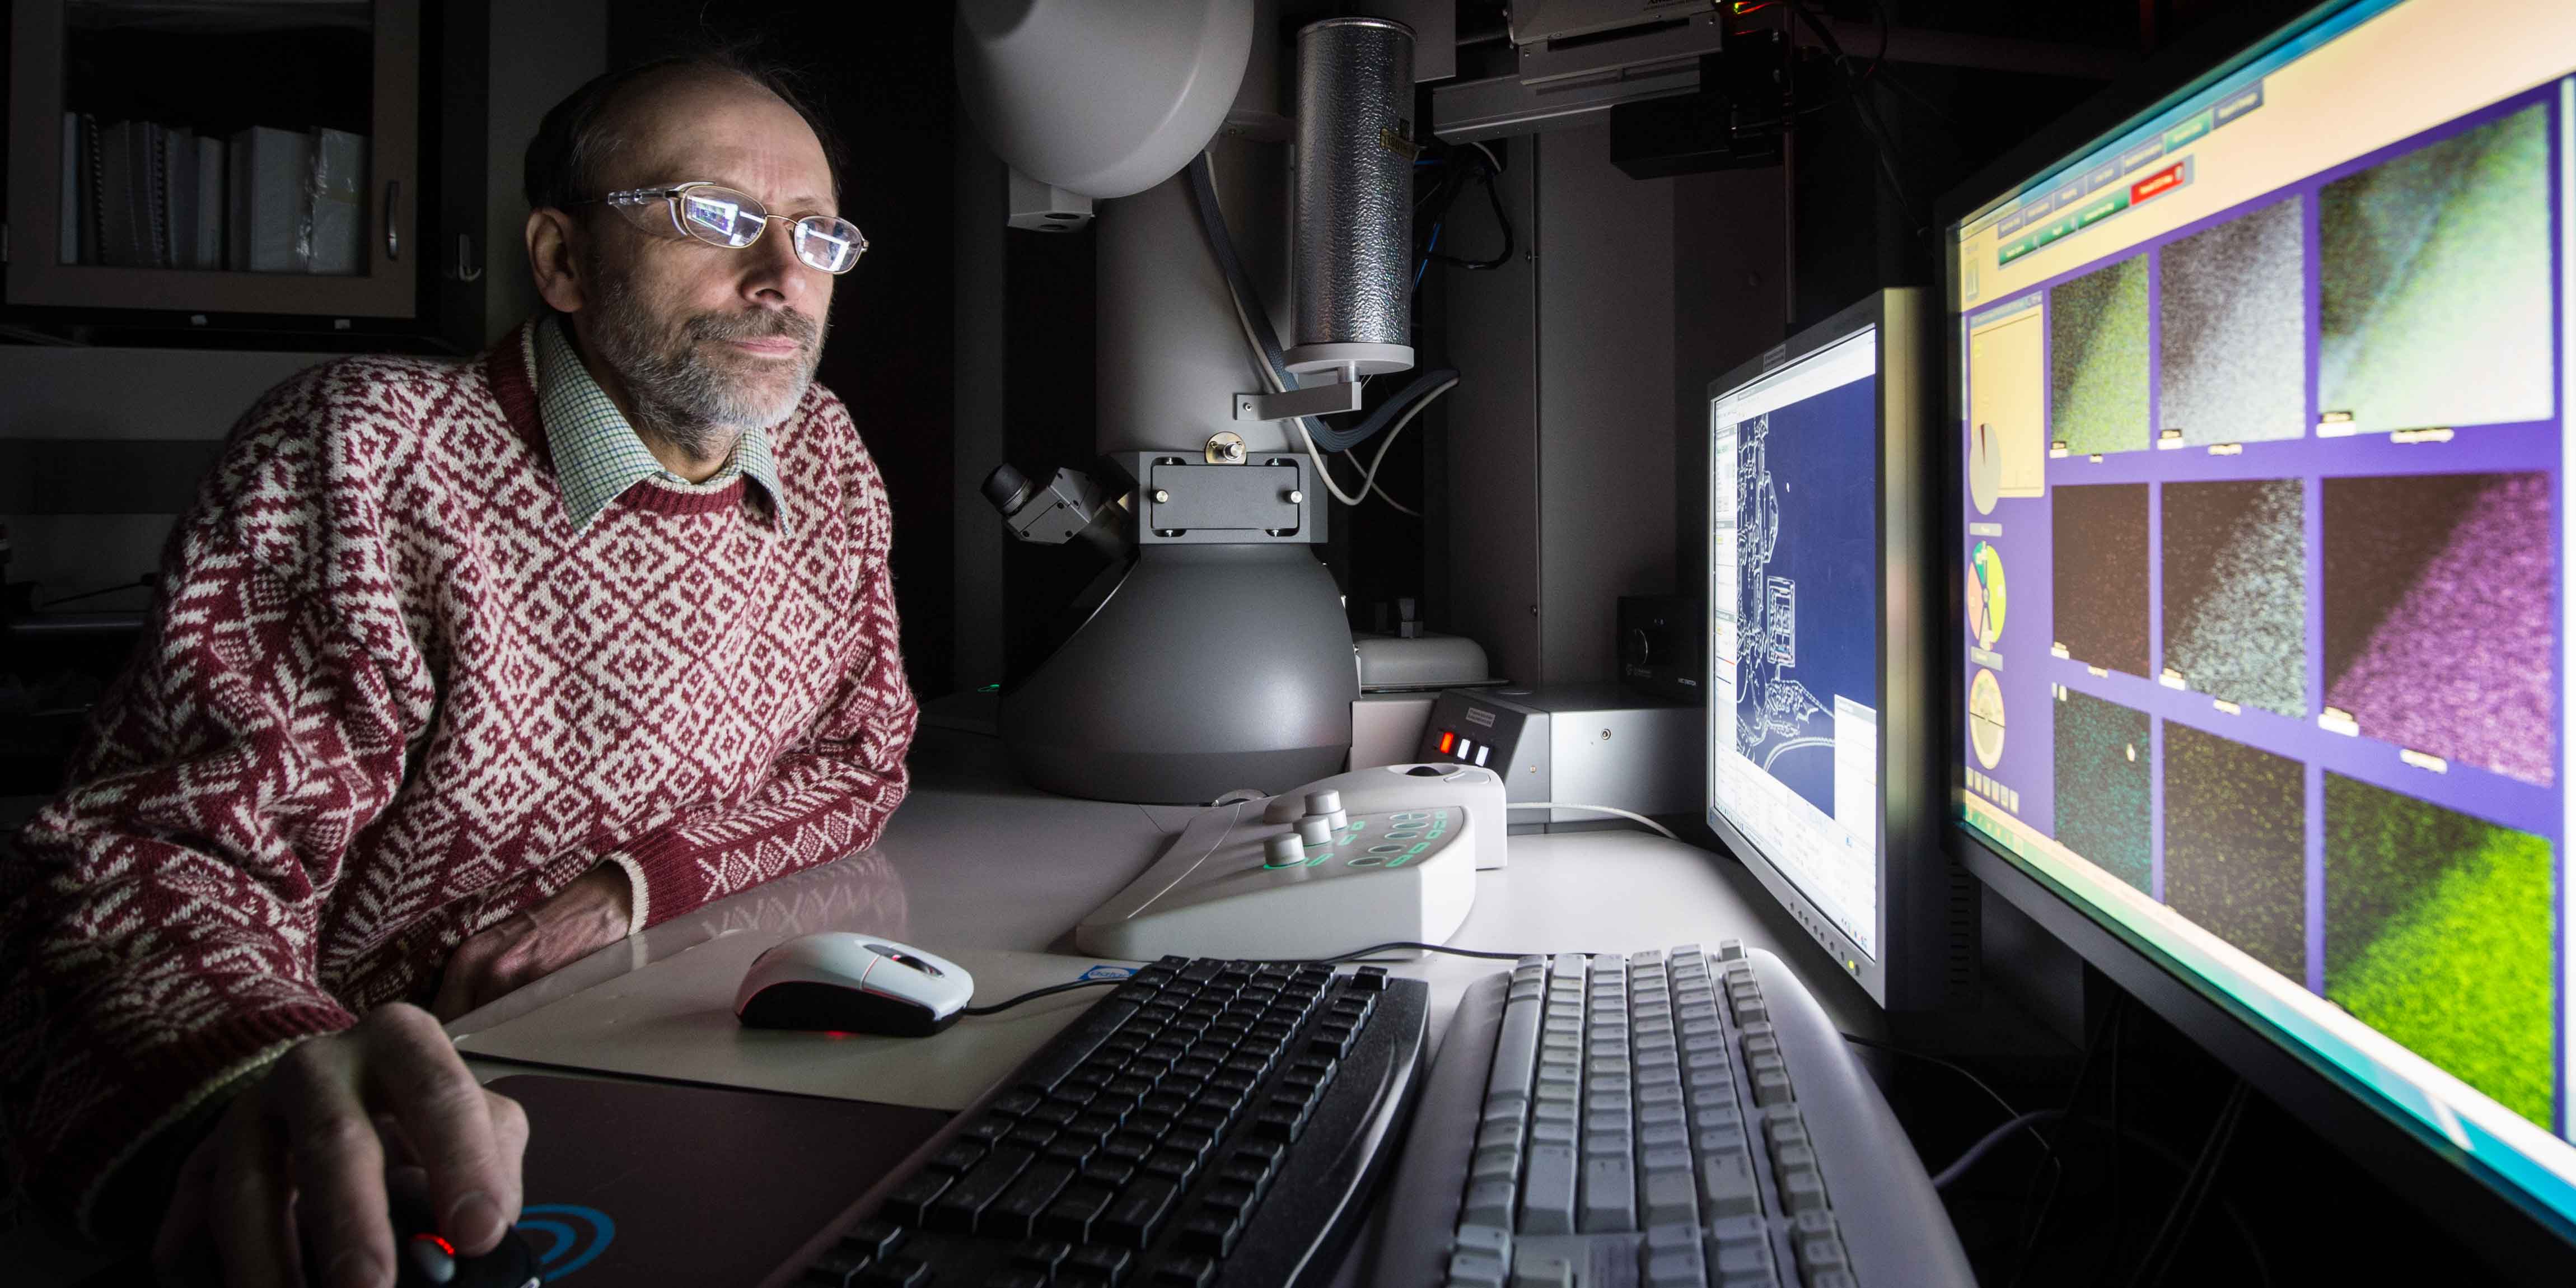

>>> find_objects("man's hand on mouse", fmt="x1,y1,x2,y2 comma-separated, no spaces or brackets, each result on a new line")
151,1004,528,1287
432,863,635,1021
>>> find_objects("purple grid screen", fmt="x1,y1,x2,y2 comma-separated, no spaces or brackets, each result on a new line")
1959,86,2567,1134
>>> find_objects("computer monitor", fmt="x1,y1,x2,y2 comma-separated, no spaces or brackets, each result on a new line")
1947,0,2576,1250
1707,289,1970,1012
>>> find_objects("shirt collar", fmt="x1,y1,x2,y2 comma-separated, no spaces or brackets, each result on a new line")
529,316,784,531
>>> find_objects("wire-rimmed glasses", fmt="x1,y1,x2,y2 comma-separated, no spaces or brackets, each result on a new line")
590,181,868,273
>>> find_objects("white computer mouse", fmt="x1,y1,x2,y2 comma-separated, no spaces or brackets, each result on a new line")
734,932,976,1037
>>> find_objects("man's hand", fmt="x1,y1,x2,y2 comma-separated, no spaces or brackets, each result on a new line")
152,1004,527,1287
432,864,635,1021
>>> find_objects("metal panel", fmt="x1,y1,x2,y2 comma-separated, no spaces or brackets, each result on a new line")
1536,123,1675,686
1431,62,1698,144
1146,461,1302,530
1442,142,1542,688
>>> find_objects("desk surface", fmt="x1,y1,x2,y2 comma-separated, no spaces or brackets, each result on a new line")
452,725,1887,1097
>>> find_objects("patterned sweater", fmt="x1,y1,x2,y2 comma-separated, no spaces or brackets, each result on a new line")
0,323,918,1235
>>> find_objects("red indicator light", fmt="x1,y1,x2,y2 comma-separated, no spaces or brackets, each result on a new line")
1438,731,1456,754
413,1233,456,1256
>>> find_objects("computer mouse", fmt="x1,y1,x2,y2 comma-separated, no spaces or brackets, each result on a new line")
734,932,976,1036
388,1192,541,1288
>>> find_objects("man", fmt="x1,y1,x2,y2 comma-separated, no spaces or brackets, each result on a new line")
0,54,917,1285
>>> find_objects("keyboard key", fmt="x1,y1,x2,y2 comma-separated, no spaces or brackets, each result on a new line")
1101,1175,1181,1248
926,1145,1034,1233
1463,1178,1517,1228
1797,1233,1850,1280
1063,1242,1133,1285
1643,1165,1697,1227
1448,1251,1509,1288
985,1160,1076,1239
1512,1250,1575,1288
1456,1223,1512,1264
1176,1207,1242,1256
1140,1149,1199,1186
839,1220,906,1262
1016,1239,1073,1273
1579,1154,1636,1232
879,1170,951,1225
1701,1151,1762,1217
928,1140,986,1174
1644,1240,1708,1288
800,1247,869,1286
1146,1250,1219,1286
1712,1239,1776,1288
852,1252,933,1286
1040,1184,1117,1243
1520,1144,1577,1234
1780,1165,1829,1215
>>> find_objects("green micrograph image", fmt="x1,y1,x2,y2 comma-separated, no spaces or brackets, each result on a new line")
2325,773,2553,1128
2049,255,2151,455
2053,689,2152,895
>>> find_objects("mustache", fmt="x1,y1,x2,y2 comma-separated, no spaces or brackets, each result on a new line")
688,309,821,348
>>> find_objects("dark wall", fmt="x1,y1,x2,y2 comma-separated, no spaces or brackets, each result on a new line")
607,6,959,700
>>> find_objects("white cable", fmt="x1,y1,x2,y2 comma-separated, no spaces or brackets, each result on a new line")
1297,418,1373,506
1509,802,1679,840
1471,140,1504,174
1348,376,1456,516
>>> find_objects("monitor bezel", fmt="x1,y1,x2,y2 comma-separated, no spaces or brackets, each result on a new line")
1936,0,2576,1267
1704,287,1963,1012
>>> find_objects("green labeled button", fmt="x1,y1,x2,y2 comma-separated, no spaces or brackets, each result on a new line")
2075,190,2128,228
2164,109,2211,151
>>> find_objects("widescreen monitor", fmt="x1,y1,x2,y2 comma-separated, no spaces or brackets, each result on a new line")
1948,0,2576,1242
1708,290,1966,1011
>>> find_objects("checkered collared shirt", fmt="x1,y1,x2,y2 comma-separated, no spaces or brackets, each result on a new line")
529,315,783,531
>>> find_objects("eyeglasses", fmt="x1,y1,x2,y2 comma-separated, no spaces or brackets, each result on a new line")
587,181,868,274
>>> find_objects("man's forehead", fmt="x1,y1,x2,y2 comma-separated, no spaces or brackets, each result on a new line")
604,74,834,208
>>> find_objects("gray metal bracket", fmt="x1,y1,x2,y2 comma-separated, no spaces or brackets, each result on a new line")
1234,380,1364,422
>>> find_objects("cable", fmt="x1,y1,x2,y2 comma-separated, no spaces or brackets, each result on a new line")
2005,994,2124,1288
1840,1033,2057,1184
2129,1079,2251,1288
960,977,1125,1016
1317,941,1554,964
1344,375,1457,516
1929,1108,2065,1190
1508,802,1677,839
38,575,153,609
1783,0,1925,236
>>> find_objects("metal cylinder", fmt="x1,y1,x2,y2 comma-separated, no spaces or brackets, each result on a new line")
1288,17,1416,377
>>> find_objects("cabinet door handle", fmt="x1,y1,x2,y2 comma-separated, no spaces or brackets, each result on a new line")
385,180,401,261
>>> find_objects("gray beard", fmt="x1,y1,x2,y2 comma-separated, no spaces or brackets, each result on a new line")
584,277,824,462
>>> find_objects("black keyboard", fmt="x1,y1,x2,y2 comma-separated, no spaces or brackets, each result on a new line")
761,956,1431,1288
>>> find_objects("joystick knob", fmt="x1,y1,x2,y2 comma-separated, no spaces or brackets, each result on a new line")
1265,834,1307,865
1306,789,1343,815
1296,815,1335,847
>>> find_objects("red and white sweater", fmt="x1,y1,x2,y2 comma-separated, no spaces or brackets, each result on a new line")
0,324,918,1233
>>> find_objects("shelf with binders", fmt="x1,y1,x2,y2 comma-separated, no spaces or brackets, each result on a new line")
3,0,433,333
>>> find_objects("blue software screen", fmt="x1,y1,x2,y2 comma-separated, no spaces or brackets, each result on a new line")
1952,0,2576,1231
1710,328,1881,958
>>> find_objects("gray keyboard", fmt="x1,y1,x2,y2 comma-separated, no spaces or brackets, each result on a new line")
1367,942,1972,1287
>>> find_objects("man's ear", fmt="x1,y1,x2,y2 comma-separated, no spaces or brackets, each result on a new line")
526,207,587,314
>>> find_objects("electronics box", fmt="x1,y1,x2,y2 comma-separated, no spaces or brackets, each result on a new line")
1416,683,1699,827
1617,594,1704,703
